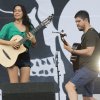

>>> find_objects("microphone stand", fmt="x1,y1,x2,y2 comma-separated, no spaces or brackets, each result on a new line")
55,51,60,100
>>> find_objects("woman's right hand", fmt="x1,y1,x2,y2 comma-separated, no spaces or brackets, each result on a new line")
9,40,20,49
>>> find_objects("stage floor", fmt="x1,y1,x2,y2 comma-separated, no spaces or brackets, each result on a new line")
78,94,100,100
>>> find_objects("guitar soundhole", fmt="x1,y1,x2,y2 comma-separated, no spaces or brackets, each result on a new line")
2,49,11,60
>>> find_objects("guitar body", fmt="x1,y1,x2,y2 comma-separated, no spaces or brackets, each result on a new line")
0,35,26,68
70,43,81,71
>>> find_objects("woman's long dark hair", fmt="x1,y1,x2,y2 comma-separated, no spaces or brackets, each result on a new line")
13,4,32,30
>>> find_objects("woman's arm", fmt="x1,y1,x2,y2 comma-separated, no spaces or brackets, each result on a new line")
0,39,11,45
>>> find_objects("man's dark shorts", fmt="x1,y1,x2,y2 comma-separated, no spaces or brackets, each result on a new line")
70,67,98,97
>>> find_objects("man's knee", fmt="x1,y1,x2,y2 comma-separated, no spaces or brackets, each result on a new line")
65,81,76,92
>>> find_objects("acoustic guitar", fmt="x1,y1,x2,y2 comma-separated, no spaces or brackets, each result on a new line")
60,31,81,70
0,14,54,68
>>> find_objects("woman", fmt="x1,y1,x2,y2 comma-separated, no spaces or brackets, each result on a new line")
0,4,36,83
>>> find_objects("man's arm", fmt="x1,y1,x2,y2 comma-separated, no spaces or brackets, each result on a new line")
64,44,95,56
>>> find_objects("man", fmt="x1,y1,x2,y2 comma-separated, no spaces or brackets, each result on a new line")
64,10,100,100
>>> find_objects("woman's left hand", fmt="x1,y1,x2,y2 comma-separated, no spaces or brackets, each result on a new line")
27,32,34,40
27,32,36,45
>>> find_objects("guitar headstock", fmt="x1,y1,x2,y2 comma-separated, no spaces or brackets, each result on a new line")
60,30,67,37
60,30,68,46
41,14,54,27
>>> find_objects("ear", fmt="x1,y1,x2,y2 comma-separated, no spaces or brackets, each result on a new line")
84,18,88,22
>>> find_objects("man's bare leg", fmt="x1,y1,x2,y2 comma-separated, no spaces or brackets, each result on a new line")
65,81,78,100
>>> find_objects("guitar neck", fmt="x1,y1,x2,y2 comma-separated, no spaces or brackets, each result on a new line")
19,37,27,45
31,14,53,35
61,37,68,46
31,22,44,35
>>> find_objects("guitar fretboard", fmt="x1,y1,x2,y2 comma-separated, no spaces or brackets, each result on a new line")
19,37,27,45
31,22,44,35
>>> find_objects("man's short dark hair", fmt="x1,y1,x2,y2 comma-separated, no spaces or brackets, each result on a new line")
74,10,90,23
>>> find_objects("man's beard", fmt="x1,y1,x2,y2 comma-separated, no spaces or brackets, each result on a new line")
78,27,84,31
